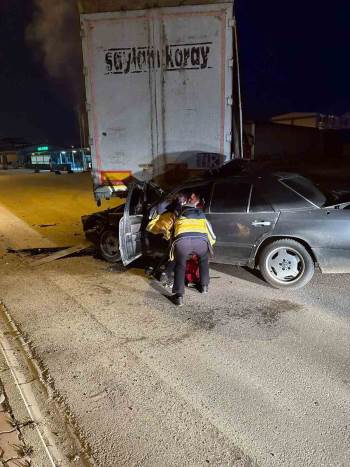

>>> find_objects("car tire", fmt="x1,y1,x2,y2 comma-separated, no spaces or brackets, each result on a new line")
98,228,121,263
259,238,314,289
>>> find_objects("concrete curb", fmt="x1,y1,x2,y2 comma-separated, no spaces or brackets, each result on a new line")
0,385,31,466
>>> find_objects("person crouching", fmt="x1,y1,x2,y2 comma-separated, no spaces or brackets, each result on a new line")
170,193,216,306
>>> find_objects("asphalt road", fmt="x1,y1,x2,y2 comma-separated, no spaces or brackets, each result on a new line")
0,171,349,466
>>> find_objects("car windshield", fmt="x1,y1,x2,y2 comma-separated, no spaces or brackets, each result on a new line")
281,176,327,207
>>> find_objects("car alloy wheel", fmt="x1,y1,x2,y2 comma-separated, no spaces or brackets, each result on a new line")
265,246,304,283
259,238,315,289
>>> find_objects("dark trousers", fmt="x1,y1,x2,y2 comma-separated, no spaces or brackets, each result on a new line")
165,260,175,277
144,233,169,272
173,238,209,295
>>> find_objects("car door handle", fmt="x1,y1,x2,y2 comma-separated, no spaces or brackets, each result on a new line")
252,220,272,227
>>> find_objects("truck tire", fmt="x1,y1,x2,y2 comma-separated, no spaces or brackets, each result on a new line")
98,229,121,263
259,238,314,289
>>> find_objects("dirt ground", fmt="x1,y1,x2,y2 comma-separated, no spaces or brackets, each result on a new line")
0,170,121,247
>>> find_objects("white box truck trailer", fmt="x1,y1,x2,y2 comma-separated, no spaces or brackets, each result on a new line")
79,0,242,204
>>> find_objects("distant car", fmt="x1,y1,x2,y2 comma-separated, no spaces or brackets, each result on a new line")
83,169,350,289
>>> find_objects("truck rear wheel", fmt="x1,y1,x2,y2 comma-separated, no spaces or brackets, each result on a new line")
98,229,121,263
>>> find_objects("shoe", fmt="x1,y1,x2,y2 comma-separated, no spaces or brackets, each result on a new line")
160,272,173,288
173,294,184,306
200,285,209,294
159,272,168,284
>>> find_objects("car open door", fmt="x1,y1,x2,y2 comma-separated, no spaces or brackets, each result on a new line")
119,182,146,266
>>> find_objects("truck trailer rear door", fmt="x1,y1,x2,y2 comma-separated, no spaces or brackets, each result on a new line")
81,2,236,201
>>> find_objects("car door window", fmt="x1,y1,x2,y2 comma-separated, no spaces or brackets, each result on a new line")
145,183,163,208
171,183,213,211
249,186,274,213
210,181,252,213
129,186,144,215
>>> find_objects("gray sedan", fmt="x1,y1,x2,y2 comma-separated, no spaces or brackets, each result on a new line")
118,171,350,289
83,170,350,289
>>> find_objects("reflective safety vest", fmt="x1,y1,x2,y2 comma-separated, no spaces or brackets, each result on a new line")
174,206,216,246
146,211,176,241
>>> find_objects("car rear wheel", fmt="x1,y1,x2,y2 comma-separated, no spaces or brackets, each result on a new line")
98,229,121,263
259,239,314,289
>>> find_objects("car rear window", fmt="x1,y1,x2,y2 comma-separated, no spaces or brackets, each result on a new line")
281,176,326,207
262,180,311,211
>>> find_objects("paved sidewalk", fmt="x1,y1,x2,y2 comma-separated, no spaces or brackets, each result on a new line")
0,386,31,466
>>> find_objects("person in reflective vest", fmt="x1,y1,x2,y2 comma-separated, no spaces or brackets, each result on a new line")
144,194,186,281
170,193,216,306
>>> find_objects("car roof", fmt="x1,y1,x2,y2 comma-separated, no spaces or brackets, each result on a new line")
180,170,302,188
170,168,325,211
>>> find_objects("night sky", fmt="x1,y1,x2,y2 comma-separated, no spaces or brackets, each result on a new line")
1,0,350,146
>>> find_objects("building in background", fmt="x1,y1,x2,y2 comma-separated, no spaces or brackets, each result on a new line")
0,149,19,169
19,145,92,172
0,137,29,169
243,121,323,161
271,112,350,130
243,111,350,162
0,138,92,172
243,123,350,162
